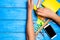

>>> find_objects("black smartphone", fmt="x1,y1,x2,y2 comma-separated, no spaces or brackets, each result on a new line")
44,24,57,39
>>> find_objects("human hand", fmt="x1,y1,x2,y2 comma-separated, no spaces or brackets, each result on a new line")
36,8,56,18
28,0,34,11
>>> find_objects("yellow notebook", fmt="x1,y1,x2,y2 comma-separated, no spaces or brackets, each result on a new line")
42,0,60,12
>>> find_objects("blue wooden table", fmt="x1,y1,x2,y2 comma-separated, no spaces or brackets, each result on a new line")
0,0,60,40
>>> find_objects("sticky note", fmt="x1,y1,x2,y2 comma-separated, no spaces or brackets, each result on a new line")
37,18,44,25
34,5,37,11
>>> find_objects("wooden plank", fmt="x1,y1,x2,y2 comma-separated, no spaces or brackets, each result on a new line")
0,8,37,20
0,33,26,40
0,20,26,32
49,21,60,33
57,9,60,16
0,8,27,19
0,0,27,7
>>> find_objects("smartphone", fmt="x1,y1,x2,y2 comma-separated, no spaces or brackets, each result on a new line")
44,24,57,39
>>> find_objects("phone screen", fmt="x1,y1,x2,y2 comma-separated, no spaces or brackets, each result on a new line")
44,24,56,39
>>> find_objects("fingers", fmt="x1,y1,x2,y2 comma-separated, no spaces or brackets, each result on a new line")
36,8,46,16
36,11,44,16
37,8,44,13
37,8,49,13
28,0,33,4
28,0,30,5
31,0,33,4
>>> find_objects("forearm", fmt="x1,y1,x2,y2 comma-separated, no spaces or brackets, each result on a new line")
51,14,60,25
27,10,35,40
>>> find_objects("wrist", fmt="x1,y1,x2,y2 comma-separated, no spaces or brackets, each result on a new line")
28,9,33,14
28,9,32,12
51,14,59,20
49,12,56,19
